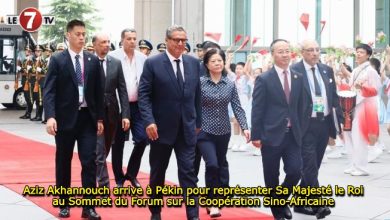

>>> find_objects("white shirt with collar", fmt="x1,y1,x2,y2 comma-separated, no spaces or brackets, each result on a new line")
68,49,87,107
274,64,291,90
303,60,329,117
68,49,84,78
165,50,185,81
96,54,107,76
109,48,146,102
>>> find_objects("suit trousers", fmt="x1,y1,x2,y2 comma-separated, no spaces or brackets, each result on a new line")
300,116,330,189
197,131,230,199
261,129,302,218
54,108,97,207
148,123,199,219
96,106,118,188
111,102,148,184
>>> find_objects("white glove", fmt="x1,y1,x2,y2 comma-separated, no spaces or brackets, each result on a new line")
17,66,21,71
37,67,42,72
27,65,32,71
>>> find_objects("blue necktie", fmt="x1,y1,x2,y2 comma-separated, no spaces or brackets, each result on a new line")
75,54,83,85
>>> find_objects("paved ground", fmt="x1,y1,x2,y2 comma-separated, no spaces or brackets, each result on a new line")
0,105,390,220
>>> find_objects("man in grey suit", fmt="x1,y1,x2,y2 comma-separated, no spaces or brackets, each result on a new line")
92,33,130,189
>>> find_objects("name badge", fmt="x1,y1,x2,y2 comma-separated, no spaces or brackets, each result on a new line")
78,85,84,105
313,96,324,113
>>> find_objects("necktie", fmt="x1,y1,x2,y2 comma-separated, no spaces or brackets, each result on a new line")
174,59,184,92
311,67,321,96
75,54,83,85
283,70,290,103
99,59,106,87
99,59,105,75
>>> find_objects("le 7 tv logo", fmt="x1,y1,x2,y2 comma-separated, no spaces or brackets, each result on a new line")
6,7,55,32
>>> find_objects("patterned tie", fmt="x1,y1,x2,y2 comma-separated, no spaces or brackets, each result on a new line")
311,67,321,96
75,54,83,85
283,70,290,103
174,59,184,92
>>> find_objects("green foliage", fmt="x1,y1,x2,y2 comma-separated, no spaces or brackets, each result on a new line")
39,0,101,44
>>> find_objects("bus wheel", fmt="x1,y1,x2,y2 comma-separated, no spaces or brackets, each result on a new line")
13,88,27,109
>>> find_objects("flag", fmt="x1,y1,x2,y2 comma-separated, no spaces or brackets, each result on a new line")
204,32,222,43
320,20,326,34
258,49,269,55
234,34,242,44
300,13,309,31
236,36,250,51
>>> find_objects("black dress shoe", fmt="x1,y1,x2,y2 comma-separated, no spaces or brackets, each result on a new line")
126,175,141,188
294,206,316,215
42,120,47,124
274,217,285,220
19,114,31,119
316,207,331,219
58,207,70,218
31,117,42,121
282,206,292,219
81,208,101,220
188,218,200,220
151,213,161,220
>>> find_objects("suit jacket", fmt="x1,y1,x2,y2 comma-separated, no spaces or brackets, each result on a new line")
251,66,305,147
138,52,202,146
102,55,130,123
43,49,104,131
291,61,343,138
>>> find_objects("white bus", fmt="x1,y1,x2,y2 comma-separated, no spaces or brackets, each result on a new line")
0,24,35,108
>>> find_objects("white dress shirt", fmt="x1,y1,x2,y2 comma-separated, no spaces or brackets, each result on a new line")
68,49,87,107
274,65,291,90
303,61,329,117
165,50,185,82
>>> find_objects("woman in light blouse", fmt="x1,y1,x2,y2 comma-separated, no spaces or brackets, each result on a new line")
197,48,250,217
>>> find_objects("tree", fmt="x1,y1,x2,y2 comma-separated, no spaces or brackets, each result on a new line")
39,0,101,44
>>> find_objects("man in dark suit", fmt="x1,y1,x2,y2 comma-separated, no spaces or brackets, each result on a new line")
43,20,104,220
291,39,343,219
251,39,305,220
92,33,130,189
138,25,201,220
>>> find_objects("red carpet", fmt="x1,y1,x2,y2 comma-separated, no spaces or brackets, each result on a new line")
0,130,272,219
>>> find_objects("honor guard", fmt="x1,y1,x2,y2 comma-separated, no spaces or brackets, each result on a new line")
138,39,153,56
19,46,34,119
44,44,53,65
156,43,166,53
183,42,191,54
30,45,46,121
85,42,95,53
56,43,65,52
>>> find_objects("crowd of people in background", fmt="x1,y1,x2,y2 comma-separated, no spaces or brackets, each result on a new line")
13,18,390,220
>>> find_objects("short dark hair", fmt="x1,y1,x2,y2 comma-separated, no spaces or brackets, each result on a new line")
236,62,245,67
202,41,221,51
356,43,373,56
203,48,227,76
270,39,289,52
66,19,85,32
369,57,381,75
121,28,136,40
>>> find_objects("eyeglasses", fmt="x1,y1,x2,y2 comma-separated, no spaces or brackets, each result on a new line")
169,38,188,44
303,48,320,53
